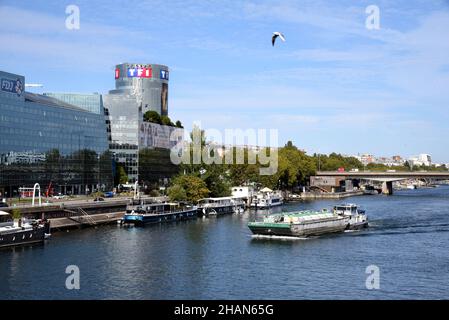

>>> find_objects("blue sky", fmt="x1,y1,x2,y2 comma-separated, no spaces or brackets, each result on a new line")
1,0,449,162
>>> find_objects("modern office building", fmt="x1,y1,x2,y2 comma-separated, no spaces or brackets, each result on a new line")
103,63,183,184
42,92,104,114
0,71,113,197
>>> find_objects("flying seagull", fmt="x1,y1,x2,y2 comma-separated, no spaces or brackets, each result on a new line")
272,32,286,46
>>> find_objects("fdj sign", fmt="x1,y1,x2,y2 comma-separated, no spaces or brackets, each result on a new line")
160,70,169,80
1,78,23,96
127,67,152,78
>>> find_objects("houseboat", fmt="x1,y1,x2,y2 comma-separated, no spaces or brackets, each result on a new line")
197,197,245,217
0,211,51,248
121,202,197,226
250,188,283,209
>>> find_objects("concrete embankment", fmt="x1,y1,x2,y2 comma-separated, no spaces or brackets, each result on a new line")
286,191,364,201
50,212,125,231
2,196,167,231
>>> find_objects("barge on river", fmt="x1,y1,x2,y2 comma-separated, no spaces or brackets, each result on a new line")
121,203,197,226
248,204,368,237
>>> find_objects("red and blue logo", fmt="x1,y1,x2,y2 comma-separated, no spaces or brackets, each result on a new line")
127,67,152,78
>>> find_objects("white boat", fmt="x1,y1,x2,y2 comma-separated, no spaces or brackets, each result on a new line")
0,211,51,248
250,188,283,209
332,204,368,230
197,197,245,217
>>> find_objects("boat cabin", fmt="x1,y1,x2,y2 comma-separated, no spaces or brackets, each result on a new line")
127,202,194,215
333,204,364,216
198,197,233,207
0,211,13,228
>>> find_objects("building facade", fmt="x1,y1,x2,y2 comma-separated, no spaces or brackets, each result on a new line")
104,63,183,185
408,154,432,167
0,71,113,197
42,92,104,114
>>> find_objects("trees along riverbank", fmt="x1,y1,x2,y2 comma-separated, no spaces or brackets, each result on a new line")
167,128,366,203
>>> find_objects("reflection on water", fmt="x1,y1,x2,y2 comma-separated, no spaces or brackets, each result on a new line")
1,186,449,299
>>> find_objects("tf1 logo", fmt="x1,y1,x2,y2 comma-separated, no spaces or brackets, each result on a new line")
127,67,152,78
160,70,169,80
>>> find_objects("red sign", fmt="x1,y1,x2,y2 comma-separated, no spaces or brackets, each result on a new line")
127,67,152,78
115,68,120,79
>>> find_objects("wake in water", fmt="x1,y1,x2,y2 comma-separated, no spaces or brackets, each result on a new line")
251,234,309,241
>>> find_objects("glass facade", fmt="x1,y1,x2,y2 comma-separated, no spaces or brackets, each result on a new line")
42,92,104,114
110,63,169,116
104,63,182,185
0,71,113,197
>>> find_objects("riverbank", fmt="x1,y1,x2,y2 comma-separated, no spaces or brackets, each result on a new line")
285,190,364,201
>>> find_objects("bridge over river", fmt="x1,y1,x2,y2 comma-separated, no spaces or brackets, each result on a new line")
314,171,449,194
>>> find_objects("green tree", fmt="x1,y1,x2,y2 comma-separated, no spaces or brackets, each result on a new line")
167,184,187,202
161,115,174,126
276,142,316,189
143,110,162,124
175,120,183,128
115,165,128,185
171,174,210,202
11,208,21,220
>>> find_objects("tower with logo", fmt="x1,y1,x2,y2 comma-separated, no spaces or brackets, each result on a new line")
104,63,178,185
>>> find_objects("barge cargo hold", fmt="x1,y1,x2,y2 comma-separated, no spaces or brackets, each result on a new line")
248,210,348,238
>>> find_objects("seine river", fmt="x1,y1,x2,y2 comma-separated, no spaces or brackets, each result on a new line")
1,186,449,300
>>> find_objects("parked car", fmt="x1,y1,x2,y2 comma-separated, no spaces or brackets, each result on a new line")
0,202,8,208
53,194,66,199
103,191,114,198
94,197,105,202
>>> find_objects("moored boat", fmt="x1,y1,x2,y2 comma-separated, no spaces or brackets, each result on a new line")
363,185,379,195
121,202,197,226
197,197,244,217
0,211,51,248
248,209,347,237
250,188,283,209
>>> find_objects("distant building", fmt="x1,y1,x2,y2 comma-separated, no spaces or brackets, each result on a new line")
359,154,374,165
408,154,432,167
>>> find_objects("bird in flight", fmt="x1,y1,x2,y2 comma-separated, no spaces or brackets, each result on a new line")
272,32,286,46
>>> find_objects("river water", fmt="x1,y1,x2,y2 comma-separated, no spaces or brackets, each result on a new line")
1,186,449,300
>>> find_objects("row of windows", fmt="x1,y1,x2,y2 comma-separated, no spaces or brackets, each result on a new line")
0,103,93,121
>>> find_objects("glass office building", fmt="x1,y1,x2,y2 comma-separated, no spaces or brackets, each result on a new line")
42,92,104,114
104,63,183,184
0,71,113,197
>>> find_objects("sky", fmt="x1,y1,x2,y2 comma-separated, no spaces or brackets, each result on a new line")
0,0,448,162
